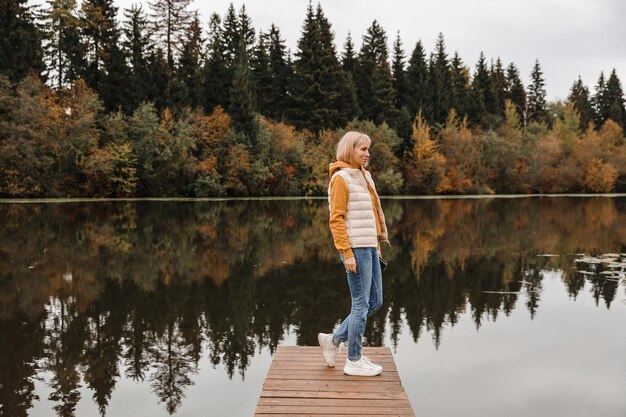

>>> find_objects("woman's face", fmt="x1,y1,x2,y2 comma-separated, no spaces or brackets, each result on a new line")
353,141,370,167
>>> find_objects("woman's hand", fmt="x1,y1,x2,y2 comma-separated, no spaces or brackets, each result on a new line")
344,256,357,273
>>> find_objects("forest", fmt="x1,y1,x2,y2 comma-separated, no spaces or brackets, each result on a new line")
1,0,625,197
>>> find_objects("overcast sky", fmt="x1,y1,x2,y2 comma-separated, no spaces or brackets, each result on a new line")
67,0,626,101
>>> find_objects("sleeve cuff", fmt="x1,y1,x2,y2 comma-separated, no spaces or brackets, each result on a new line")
342,249,354,260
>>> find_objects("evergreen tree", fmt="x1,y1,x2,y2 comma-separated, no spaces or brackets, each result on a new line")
391,32,411,142
405,41,429,118
605,69,626,129
265,24,291,121
356,20,395,125
288,2,346,131
391,31,408,109
0,0,45,81
505,62,526,116
222,3,255,67
250,30,272,117
121,4,152,111
449,51,469,117
526,59,547,124
148,0,192,68
221,3,238,67
79,0,128,111
43,0,86,88
217,3,256,113
80,0,119,92
315,4,353,126
228,42,257,143
592,71,608,127
177,12,204,109
567,76,594,130
467,52,496,124
490,57,507,116
145,47,170,112
202,13,229,112
237,4,256,56
341,32,360,120
341,32,357,77
429,33,452,125
99,36,129,112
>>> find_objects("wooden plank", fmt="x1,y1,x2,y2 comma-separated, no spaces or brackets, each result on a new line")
258,398,406,407
259,390,410,401
269,362,397,370
254,346,415,417
261,380,405,393
254,413,413,417
255,406,414,415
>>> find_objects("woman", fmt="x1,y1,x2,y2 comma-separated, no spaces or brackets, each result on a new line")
318,131,389,377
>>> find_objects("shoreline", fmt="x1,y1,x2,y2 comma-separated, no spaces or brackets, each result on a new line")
1,193,625,204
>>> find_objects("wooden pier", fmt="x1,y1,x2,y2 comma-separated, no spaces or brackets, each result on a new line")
254,345,415,416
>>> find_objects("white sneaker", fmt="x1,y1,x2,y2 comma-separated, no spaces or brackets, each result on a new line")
317,333,339,367
362,355,383,374
343,356,383,376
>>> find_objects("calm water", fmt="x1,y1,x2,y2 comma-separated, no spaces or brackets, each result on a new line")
1,197,625,417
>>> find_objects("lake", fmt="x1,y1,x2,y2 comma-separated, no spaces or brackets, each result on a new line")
1,197,625,417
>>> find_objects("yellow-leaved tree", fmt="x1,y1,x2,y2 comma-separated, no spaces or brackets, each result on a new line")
439,109,480,193
187,106,231,196
583,158,617,192
403,112,449,194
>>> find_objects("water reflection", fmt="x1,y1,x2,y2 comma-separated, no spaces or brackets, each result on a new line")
0,197,624,416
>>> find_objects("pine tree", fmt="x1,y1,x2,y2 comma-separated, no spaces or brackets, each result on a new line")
592,71,608,127
43,0,86,88
526,59,547,124
449,51,469,117
405,40,429,119
250,30,272,117
0,0,45,81
428,33,452,125
265,24,291,121
567,76,594,130
100,36,129,112
356,20,395,125
79,0,128,111
505,62,526,116
315,4,352,126
391,31,411,143
341,32,360,120
391,31,408,109
237,5,256,57
490,57,507,116
228,41,257,144
80,0,119,92
177,12,204,109
145,47,171,112
218,3,256,113
148,0,192,68
222,3,255,67
288,2,346,131
202,13,229,112
221,3,238,67
341,32,357,76
121,4,151,110
605,69,626,129
467,52,496,124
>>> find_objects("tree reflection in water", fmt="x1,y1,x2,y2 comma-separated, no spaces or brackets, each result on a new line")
0,197,624,416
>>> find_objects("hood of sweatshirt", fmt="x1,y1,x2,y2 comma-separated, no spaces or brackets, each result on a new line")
329,161,361,178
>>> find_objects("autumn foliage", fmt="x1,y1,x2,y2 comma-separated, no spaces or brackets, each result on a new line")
0,75,624,198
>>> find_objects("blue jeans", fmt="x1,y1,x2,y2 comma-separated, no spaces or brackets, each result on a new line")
333,247,383,361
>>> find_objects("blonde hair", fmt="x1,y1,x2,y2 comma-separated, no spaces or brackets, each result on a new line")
335,131,371,164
